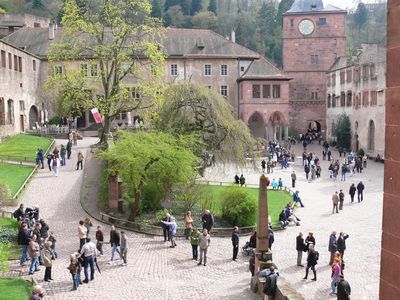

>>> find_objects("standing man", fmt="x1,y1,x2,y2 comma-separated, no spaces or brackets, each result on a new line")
304,164,310,181
120,231,128,266
357,181,365,202
339,190,345,210
329,231,338,265
190,227,200,260
198,229,211,266
202,210,214,234
162,213,171,242
108,225,120,265
80,237,97,283
291,171,297,188
162,217,177,248
332,192,339,214
337,232,349,259
66,140,72,159
78,220,87,250
337,274,351,300
76,151,84,170
18,223,30,266
232,226,239,261
349,184,356,203
95,225,104,256
261,159,266,173
28,234,40,275
60,144,67,166
303,244,318,281
296,232,305,267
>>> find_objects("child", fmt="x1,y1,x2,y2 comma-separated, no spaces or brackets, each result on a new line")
67,254,80,290
48,231,57,259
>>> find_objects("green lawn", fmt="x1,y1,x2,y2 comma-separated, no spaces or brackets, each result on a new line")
0,217,21,260
0,163,34,197
0,278,32,300
200,185,292,225
0,217,18,229
0,134,53,162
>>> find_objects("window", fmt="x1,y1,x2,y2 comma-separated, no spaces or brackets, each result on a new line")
327,75,331,87
33,59,36,71
90,64,98,77
370,91,378,106
327,95,331,108
18,57,22,72
221,64,228,76
340,71,345,84
14,55,18,71
310,55,319,64
252,85,260,98
340,92,345,107
332,74,336,86
80,64,88,76
8,53,12,70
220,85,228,97
170,64,178,76
132,86,141,99
7,99,14,124
362,91,369,106
34,22,41,28
346,92,352,107
272,85,280,98
346,69,352,83
262,85,271,98
290,19,294,27
54,65,64,75
332,94,336,107
370,63,376,78
240,66,245,72
362,64,369,80
319,18,327,25
1,51,5,68
311,92,318,100
204,64,212,76
19,101,25,111
332,39,337,47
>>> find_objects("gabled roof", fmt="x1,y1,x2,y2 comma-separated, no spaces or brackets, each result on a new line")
328,56,351,72
239,57,291,81
2,27,261,60
284,0,346,15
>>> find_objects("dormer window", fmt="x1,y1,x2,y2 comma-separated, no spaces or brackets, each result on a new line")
196,39,204,50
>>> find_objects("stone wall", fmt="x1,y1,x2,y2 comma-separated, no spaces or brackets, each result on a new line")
380,1,400,299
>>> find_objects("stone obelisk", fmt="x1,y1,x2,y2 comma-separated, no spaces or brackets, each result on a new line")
255,174,270,272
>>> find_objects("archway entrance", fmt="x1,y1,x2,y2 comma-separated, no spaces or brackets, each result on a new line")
248,112,265,139
308,121,321,132
28,105,39,129
368,120,375,150
267,111,286,141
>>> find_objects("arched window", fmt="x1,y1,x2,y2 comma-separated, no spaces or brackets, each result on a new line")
7,99,14,125
368,120,375,150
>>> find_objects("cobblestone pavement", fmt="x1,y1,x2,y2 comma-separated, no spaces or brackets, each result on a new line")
10,137,257,300
203,143,383,300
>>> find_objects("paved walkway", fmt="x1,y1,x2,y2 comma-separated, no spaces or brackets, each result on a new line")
9,138,257,300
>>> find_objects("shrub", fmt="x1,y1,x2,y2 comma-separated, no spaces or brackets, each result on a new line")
141,182,162,212
0,227,17,244
155,208,169,221
358,148,365,157
48,117,61,125
220,187,257,227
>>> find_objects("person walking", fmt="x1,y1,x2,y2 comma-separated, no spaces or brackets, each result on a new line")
198,229,211,266
232,226,239,261
51,155,60,177
80,237,97,283
76,151,84,170
293,190,304,208
184,211,193,240
78,220,87,250
43,241,53,282
349,184,356,203
36,149,44,169
304,164,310,181
60,145,67,166
66,140,72,159
291,171,297,188
18,223,30,266
339,190,345,210
332,192,339,214
303,244,318,281
95,226,104,256
108,225,120,265
337,232,349,259
296,232,305,267
357,181,365,202
28,234,40,275
190,227,200,260
329,231,338,265
261,159,266,172
46,153,54,172
120,231,128,266
330,258,342,295
337,274,351,300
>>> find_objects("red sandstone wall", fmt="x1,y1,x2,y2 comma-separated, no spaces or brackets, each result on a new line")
289,102,326,135
380,2,400,299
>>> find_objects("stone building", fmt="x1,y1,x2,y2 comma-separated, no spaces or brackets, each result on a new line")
0,13,50,38
2,26,291,139
282,0,347,136
0,39,43,137
326,44,386,157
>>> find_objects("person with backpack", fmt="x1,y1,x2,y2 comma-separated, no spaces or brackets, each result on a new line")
263,266,278,298
36,149,44,169
303,244,318,281
337,274,351,300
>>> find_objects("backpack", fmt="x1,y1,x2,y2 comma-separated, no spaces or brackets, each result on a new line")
52,158,57,167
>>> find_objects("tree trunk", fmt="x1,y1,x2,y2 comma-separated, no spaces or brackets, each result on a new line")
99,115,111,145
128,190,141,222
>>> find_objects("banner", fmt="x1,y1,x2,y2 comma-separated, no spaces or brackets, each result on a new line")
90,108,102,124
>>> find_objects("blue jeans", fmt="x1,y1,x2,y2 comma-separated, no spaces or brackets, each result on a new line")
111,244,120,261
29,257,39,274
84,256,94,281
331,277,339,293
72,274,79,288
61,155,66,166
20,245,28,265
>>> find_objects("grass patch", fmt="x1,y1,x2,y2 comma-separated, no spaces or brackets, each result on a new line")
0,163,34,197
0,134,53,162
0,278,32,300
0,217,21,260
0,217,18,229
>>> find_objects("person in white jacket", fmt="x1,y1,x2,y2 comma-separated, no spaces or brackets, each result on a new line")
51,156,61,177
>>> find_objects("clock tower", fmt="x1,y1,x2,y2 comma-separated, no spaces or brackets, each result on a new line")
282,0,346,135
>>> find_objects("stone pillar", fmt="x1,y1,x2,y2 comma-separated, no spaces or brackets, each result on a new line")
284,126,289,140
380,2,400,299
255,175,270,272
278,126,282,140
127,112,132,126
108,173,119,210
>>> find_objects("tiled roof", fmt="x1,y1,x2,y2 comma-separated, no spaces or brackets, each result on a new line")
284,0,346,15
239,57,291,81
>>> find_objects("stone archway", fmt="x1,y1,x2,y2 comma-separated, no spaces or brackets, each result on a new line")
248,111,266,139
308,121,321,132
368,120,375,151
267,111,287,141
28,105,39,129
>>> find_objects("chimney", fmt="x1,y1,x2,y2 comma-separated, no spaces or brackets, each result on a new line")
48,23,55,40
231,30,236,43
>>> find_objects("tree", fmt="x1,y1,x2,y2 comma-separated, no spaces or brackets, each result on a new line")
154,82,256,163
354,2,368,30
151,0,162,18
208,0,217,15
191,11,218,30
190,0,202,16
164,5,188,27
47,0,165,144
32,0,43,9
276,0,294,26
335,114,351,150
101,131,198,221
0,7,5,14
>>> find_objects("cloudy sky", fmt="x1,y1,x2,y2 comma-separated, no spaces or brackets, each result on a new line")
322,0,385,9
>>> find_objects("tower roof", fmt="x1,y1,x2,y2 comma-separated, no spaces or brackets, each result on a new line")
284,0,346,15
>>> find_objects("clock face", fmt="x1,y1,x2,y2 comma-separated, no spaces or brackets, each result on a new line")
298,19,315,36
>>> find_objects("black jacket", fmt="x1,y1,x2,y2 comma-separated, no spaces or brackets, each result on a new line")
18,228,30,246
296,236,304,251
337,279,351,300
349,185,356,195
357,182,365,192
307,250,318,266
337,234,349,252
305,236,316,249
279,211,287,222
202,214,214,228
110,230,120,246
231,232,239,247
264,273,278,296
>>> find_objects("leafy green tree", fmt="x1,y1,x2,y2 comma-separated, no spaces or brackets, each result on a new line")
335,114,352,150
154,82,256,163
354,2,368,30
32,0,43,9
47,0,165,144
0,6,5,14
191,11,218,30
164,5,188,27
190,0,202,15
208,0,217,15
276,0,294,26
101,131,198,221
151,0,162,18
